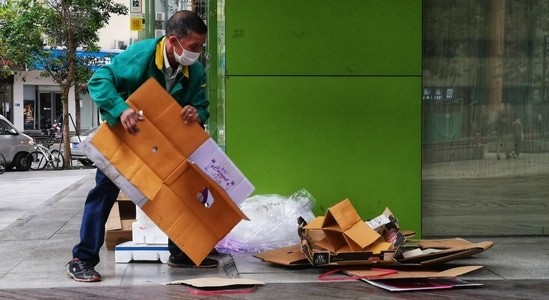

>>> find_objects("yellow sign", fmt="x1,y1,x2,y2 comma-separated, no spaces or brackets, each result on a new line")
130,17,143,31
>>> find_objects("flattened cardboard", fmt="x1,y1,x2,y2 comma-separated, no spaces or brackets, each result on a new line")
260,200,492,267
348,267,485,293
166,277,265,287
167,277,264,295
344,265,483,279
257,238,493,267
84,78,253,265
398,238,494,265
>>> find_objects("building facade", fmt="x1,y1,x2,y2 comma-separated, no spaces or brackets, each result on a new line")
1,0,158,133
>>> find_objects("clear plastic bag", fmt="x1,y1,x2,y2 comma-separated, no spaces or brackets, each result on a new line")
215,189,316,254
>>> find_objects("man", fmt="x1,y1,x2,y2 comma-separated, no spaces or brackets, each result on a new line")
512,116,523,158
67,10,218,283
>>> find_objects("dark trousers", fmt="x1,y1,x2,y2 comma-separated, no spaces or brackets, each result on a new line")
72,169,181,266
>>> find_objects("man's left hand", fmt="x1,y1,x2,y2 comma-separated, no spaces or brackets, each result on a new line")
181,105,200,124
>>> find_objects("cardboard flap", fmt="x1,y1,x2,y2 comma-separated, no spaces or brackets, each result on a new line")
127,78,211,157
304,216,324,230
252,244,310,266
320,199,380,252
142,162,248,264
105,201,122,231
188,139,255,206
90,124,165,200
343,221,381,250
322,199,362,231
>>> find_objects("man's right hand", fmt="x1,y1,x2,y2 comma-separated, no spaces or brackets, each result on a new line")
120,108,144,136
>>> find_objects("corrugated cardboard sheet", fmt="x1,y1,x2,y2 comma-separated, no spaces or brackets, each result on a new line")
84,78,253,265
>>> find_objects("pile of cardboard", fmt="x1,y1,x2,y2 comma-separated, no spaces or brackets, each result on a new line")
255,198,493,267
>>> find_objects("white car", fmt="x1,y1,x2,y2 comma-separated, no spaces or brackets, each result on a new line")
0,114,34,171
70,127,98,166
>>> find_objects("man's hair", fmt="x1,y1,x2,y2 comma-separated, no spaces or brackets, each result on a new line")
166,10,207,38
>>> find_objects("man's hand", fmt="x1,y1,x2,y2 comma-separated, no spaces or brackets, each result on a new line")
181,105,200,124
120,108,144,135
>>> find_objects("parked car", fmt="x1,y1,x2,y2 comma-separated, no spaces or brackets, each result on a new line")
70,126,99,166
0,114,34,171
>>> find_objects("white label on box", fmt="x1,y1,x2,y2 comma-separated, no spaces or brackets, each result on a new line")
189,138,254,206
366,214,392,230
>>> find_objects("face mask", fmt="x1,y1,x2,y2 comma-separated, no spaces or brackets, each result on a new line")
173,38,201,66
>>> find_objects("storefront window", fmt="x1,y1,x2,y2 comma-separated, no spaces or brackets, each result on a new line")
422,0,549,236
22,85,62,132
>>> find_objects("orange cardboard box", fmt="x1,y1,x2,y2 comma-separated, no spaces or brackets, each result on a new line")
104,192,137,250
305,199,382,252
83,78,253,265
299,198,395,266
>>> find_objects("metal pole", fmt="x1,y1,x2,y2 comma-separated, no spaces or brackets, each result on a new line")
143,0,154,39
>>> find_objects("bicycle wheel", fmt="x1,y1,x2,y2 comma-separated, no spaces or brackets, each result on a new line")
50,150,64,170
0,153,6,174
28,151,47,170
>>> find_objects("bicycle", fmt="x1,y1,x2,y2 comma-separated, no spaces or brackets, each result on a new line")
26,140,64,170
0,153,6,174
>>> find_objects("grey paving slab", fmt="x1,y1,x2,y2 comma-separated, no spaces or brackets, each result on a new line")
0,166,548,300
0,168,96,231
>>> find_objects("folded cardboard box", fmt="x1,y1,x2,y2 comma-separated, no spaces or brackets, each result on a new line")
84,78,254,265
105,192,136,250
255,199,493,267
297,198,405,266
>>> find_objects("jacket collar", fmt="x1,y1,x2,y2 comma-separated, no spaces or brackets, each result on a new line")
155,36,189,78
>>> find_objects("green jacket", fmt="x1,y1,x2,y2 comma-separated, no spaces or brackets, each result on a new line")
88,36,209,125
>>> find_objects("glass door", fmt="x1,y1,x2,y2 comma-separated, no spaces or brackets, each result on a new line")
38,91,62,134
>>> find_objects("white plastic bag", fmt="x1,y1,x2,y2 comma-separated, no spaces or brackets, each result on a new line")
215,189,316,254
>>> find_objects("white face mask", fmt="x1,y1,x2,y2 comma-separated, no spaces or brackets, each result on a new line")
173,38,201,66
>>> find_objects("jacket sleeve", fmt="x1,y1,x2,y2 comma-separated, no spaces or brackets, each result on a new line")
87,46,154,126
190,70,210,124
87,66,131,126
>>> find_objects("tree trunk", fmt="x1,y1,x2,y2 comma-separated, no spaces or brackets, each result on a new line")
74,86,81,134
61,85,71,168
487,0,505,116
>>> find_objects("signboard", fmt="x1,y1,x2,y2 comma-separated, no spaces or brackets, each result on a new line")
37,49,123,71
130,0,142,13
130,0,143,31
130,13,143,31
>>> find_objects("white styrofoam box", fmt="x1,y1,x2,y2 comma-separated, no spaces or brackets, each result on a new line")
135,206,153,222
132,220,169,244
115,241,169,263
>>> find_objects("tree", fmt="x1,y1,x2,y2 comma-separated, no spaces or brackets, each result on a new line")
0,0,127,167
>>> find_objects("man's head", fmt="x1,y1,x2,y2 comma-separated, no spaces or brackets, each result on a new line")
166,10,207,66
